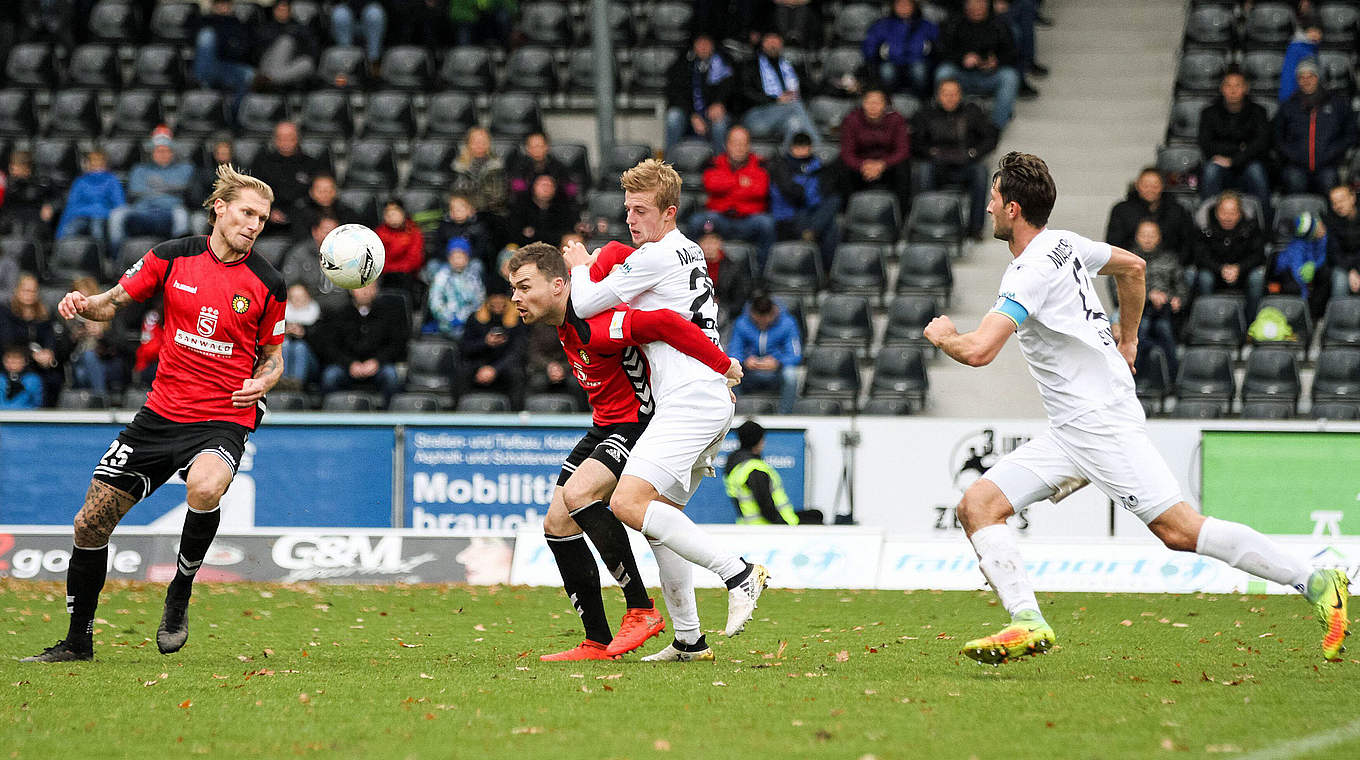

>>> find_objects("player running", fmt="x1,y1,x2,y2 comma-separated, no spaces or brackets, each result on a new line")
24,166,284,663
925,152,1350,664
509,242,742,661
563,159,769,662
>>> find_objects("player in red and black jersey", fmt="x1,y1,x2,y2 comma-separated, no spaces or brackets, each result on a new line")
508,242,742,661
24,166,284,663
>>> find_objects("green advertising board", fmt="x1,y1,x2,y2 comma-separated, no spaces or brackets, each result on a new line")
1201,431,1360,535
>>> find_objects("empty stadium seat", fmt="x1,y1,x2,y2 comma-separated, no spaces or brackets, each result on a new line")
1311,400,1360,420
88,0,142,43
299,90,353,138
101,137,140,178
505,47,558,94
389,393,443,413
130,45,186,90
598,143,652,189
425,92,476,139
344,140,398,188
232,137,265,172
1317,50,1355,94
398,188,443,218
1241,398,1296,419
800,346,860,401
1242,50,1285,94
564,49,617,106
870,346,929,409
488,93,543,138
832,3,879,44
437,47,496,93
1135,345,1172,415
67,44,121,90
266,390,310,410
765,241,824,295
1167,96,1212,144
524,394,580,414
1312,347,1360,402
587,190,628,234
0,90,37,137
1176,346,1236,414
47,236,103,282
1323,297,1360,347
317,46,367,89
1320,3,1360,47
520,2,574,46
1177,50,1228,95
632,47,681,96
47,91,102,138
734,395,779,416
1184,294,1246,347
820,48,866,97
666,141,714,180
457,392,512,412
895,243,953,303
906,191,965,247
815,294,873,350
882,294,938,348
791,397,846,416
323,391,383,411
151,1,199,42
649,2,694,45
1244,2,1296,49
844,191,900,244
362,90,416,137
1241,346,1300,403
1172,398,1224,419
807,96,856,138
827,243,887,298
860,397,912,416
174,90,229,137
109,90,165,136
407,139,459,189
32,138,80,188
1183,4,1236,48
239,94,289,136
380,46,434,90
576,3,634,45
1,237,41,274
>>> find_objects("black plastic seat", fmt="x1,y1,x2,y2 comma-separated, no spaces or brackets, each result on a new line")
1135,345,1172,414
1242,50,1285,94
504,47,558,94
232,137,265,172
1176,49,1228,95
299,90,353,138
67,44,121,90
1244,2,1296,49
344,140,398,188
151,1,199,42
406,338,457,393
47,91,102,138
765,241,824,296
437,47,496,93
576,3,634,46
828,243,886,297
398,188,442,217
1271,194,1328,243
1317,50,1355,95
844,190,900,244
88,0,141,43
806,96,856,139
322,391,383,411
524,394,579,414
362,90,415,138
1176,346,1236,414
815,294,873,350
1184,294,1246,348
488,93,543,138
906,191,964,246
1323,297,1360,347
734,395,778,416
425,92,476,139
338,188,381,226
649,3,694,45
564,49,616,106
317,46,367,90
883,294,938,348
109,90,164,136
832,3,879,44
1173,398,1225,419
1,237,41,274
1311,400,1360,419
174,90,228,137
894,243,953,303
598,143,651,188
32,138,80,188
267,390,311,410
791,397,846,416
1156,145,1202,191
130,45,186,91
587,190,628,233
389,392,443,413
1167,96,1212,144
1242,346,1300,402
0,90,37,137
101,138,140,179
800,346,859,401
457,392,512,412
379,46,433,90
870,345,929,410
58,389,110,409
1184,4,1236,48
819,48,865,97
1241,398,1296,419
6,43,57,90
1312,347,1360,402
551,142,590,192
666,141,713,180
238,94,289,136
520,2,574,46
632,47,681,96
861,397,912,416
47,236,103,282
408,139,459,189
1320,3,1360,47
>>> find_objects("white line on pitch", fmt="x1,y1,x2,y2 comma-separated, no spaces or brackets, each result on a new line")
1238,716,1360,760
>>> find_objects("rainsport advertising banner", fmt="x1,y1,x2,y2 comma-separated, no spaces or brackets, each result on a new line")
404,426,806,529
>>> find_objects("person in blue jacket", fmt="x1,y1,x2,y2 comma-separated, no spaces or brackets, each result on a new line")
1272,211,1331,320
727,293,803,414
1279,16,1322,103
1274,59,1357,195
0,344,43,409
56,149,125,256
862,0,939,98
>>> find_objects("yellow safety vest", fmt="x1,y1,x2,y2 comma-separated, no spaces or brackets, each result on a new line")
724,457,798,526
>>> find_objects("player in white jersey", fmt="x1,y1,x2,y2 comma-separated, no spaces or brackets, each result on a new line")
563,159,769,661
924,152,1350,664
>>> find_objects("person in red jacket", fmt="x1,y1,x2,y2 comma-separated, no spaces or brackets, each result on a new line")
838,88,911,205
685,126,776,272
375,198,424,298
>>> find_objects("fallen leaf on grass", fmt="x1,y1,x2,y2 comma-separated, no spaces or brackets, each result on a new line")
298,693,310,704
653,739,671,751
419,673,434,680
834,650,849,663
776,640,788,658
397,641,422,648
1119,620,1133,626
712,681,727,687
178,699,191,709
596,674,622,680
512,726,544,735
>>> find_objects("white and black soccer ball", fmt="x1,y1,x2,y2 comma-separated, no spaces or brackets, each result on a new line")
319,224,386,289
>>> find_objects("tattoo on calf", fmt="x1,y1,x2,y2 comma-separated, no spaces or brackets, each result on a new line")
73,480,137,547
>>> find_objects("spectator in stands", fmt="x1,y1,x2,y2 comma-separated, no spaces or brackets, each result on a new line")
525,322,586,407
0,151,55,241
769,132,840,270
1275,59,1357,195
131,296,164,388
391,0,452,48
862,0,939,99
330,1,387,66
448,0,514,47
1130,219,1185,382
0,344,42,410
507,132,578,205
664,33,737,155
1106,167,1194,261
193,139,235,206
1198,68,1272,222
994,0,1043,90
434,192,493,275
1271,210,1332,320
65,276,128,398
770,0,820,48
459,291,526,408
727,294,802,414
107,129,193,256
452,127,508,222
1194,190,1267,316
316,282,407,406
195,0,257,123
256,0,319,91
912,78,998,239
740,30,821,150
700,230,754,329
293,173,358,241
838,88,912,206
286,214,338,295
933,0,1022,130
0,272,60,405
427,237,485,339
688,126,778,271
510,175,577,249
251,121,317,238
281,283,320,390
1279,14,1322,103
56,149,124,254
1324,184,1360,300
376,198,424,296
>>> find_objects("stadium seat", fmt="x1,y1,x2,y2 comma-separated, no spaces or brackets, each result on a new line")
1156,145,1202,192
1254,294,1311,348
130,45,186,91
576,3,634,45
1312,347,1360,402
791,397,846,416
361,91,415,138
5,43,57,90
1323,297,1360,347
597,143,651,188
174,90,228,137
524,394,579,414
649,2,694,45
389,392,443,413
564,49,617,106
1241,398,1296,419
1272,193,1328,242
109,90,165,137
1242,50,1285,95
1184,294,1246,348
844,191,900,244
631,47,680,97
1184,4,1236,48
1311,400,1360,419
250,237,290,269
67,44,121,90
301,134,335,176
905,191,965,247
1,237,41,275
734,395,779,416
520,2,574,46
1241,346,1300,403
1176,346,1236,414
58,389,110,410
800,346,860,402
437,47,496,93
121,387,150,409
32,138,80,188
457,392,512,413
47,236,103,282
719,240,757,279
232,137,265,172
317,46,367,90
807,96,856,139
47,91,102,138
666,141,714,180
1317,50,1355,95
882,294,938,348
1172,398,1224,419
238,94,289,137
338,188,381,228
1320,3,1360,48
765,241,824,296
815,294,873,350
1166,96,1212,144
88,0,142,43
322,391,383,411
280,245,323,291
344,140,398,188
1176,50,1228,95
1135,345,1172,414
861,397,912,416
505,47,558,94
398,188,443,218
488,93,543,138
268,390,311,410
116,236,157,272
832,3,879,44
405,339,457,393
0,90,37,137
551,142,591,192
150,1,199,42
101,137,140,178
424,92,476,139
587,190,628,236
894,243,953,304
299,90,353,138
820,48,866,98
827,243,887,298
1244,2,1296,49
870,346,928,409
407,139,459,190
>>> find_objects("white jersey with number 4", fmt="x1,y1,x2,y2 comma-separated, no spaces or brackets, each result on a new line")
990,228,1136,426
572,229,726,405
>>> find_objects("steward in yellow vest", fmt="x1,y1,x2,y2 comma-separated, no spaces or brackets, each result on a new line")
724,420,821,525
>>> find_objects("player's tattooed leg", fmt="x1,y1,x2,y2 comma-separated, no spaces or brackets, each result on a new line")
73,480,137,547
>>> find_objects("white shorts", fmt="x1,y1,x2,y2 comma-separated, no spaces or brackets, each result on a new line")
623,389,735,505
982,397,1183,524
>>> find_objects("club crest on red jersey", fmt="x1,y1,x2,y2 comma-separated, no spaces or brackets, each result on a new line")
232,294,250,314
196,306,219,337
578,349,591,365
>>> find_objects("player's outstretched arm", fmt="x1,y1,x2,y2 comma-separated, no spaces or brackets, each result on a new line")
232,343,283,408
1099,247,1147,374
624,308,735,380
923,312,1016,367
57,284,132,322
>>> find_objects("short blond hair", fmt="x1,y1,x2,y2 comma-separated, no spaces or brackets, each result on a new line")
620,158,681,214
203,164,274,223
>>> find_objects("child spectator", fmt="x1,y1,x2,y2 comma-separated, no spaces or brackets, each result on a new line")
1271,211,1331,320
376,198,425,295
281,283,321,389
0,343,42,409
427,238,485,339
1131,220,1186,381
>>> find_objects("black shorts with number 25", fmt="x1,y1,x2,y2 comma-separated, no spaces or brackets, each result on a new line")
91,407,251,501
556,422,647,487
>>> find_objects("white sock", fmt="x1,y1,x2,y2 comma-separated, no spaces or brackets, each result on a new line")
641,502,747,583
970,524,1041,619
1195,516,1313,593
649,539,700,645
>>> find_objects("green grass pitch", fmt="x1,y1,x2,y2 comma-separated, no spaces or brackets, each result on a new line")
2,579,1355,759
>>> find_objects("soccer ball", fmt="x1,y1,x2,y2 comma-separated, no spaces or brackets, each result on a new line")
319,224,386,289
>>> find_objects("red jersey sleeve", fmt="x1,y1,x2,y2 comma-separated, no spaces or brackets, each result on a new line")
622,309,730,374
119,251,169,302
589,241,636,282
257,292,286,346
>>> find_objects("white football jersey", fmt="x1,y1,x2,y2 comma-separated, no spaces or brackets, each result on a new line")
572,228,727,404
991,228,1137,426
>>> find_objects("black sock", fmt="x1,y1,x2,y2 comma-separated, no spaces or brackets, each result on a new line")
65,545,107,648
675,634,708,652
166,507,221,604
724,560,753,590
545,533,612,644
569,500,650,609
